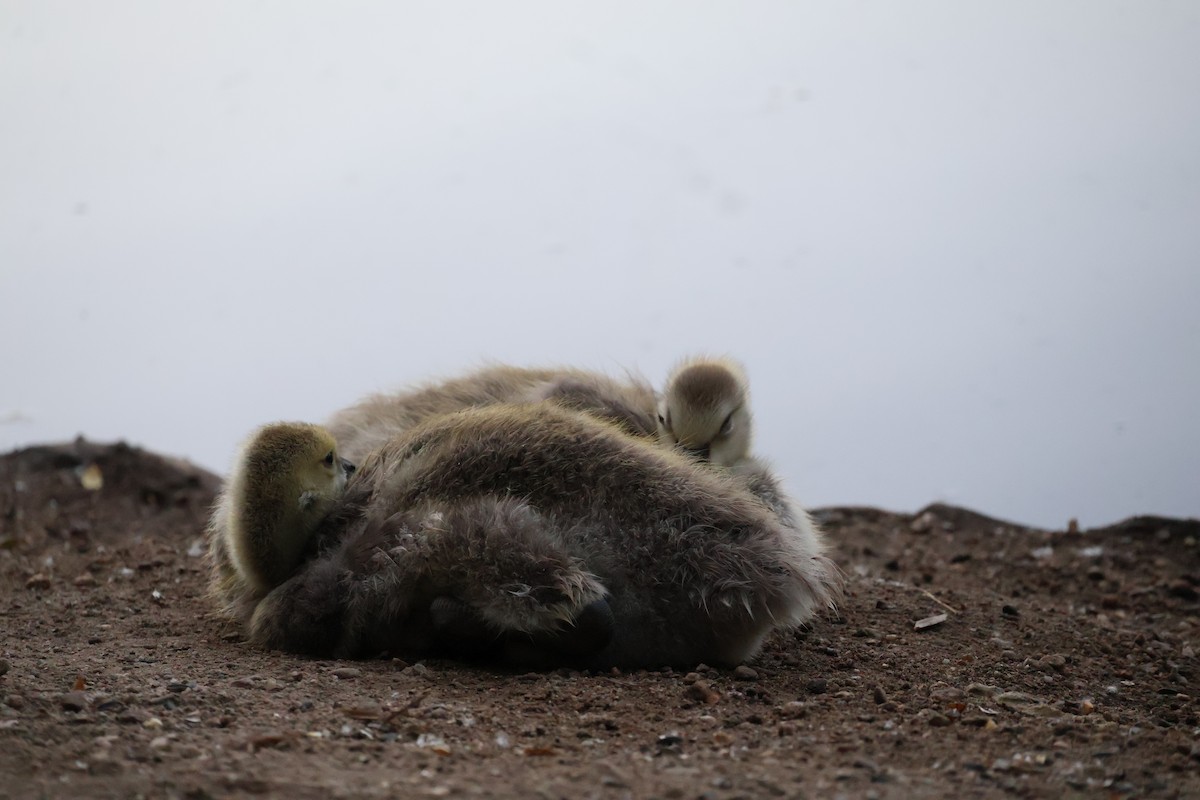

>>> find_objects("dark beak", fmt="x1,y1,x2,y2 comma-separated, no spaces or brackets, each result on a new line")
341,457,356,475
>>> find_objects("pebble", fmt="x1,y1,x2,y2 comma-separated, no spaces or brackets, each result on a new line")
927,712,952,727
682,672,701,685
995,691,1038,707
332,667,362,680
910,511,937,533
1167,580,1198,602
1038,654,1068,672
930,687,965,703
1001,604,1020,618
344,704,382,721
116,709,148,725
25,574,51,590
685,681,721,705
733,666,758,681
88,754,123,776
0,660,8,676
872,686,887,705
655,732,684,749
5,695,25,709
73,573,97,588
60,691,89,712
230,676,256,688
805,678,828,695
853,758,882,776
779,701,807,720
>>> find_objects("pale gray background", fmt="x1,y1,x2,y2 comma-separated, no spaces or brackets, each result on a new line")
3,2,1198,528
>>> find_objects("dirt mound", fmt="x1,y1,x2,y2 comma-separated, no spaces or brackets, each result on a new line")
1,441,1197,798
0,437,220,555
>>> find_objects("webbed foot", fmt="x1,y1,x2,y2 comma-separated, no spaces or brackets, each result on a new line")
503,596,614,667
428,594,614,667
429,595,502,659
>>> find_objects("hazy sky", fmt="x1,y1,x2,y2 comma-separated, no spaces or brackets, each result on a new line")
2,2,1198,528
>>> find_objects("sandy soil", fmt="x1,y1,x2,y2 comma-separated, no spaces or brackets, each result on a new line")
1,438,1197,799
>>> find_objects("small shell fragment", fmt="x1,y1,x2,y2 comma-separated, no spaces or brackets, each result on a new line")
80,464,104,491
913,613,948,630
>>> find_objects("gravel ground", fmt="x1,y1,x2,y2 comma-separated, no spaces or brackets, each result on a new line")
1,439,1197,799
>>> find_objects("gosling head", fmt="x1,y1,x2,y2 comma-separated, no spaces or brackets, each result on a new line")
657,358,752,467
225,422,356,593
241,422,355,511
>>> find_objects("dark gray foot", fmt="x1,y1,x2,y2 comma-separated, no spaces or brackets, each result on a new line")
430,595,615,667
533,596,614,656
504,597,614,667
429,596,502,659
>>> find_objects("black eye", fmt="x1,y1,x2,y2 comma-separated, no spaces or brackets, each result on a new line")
323,451,335,467
719,413,734,436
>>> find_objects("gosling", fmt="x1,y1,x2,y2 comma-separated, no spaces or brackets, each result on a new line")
658,357,753,467
217,404,840,669
327,364,658,464
206,423,355,624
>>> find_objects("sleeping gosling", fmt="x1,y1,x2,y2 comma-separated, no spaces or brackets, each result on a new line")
206,423,355,622
658,357,752,467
